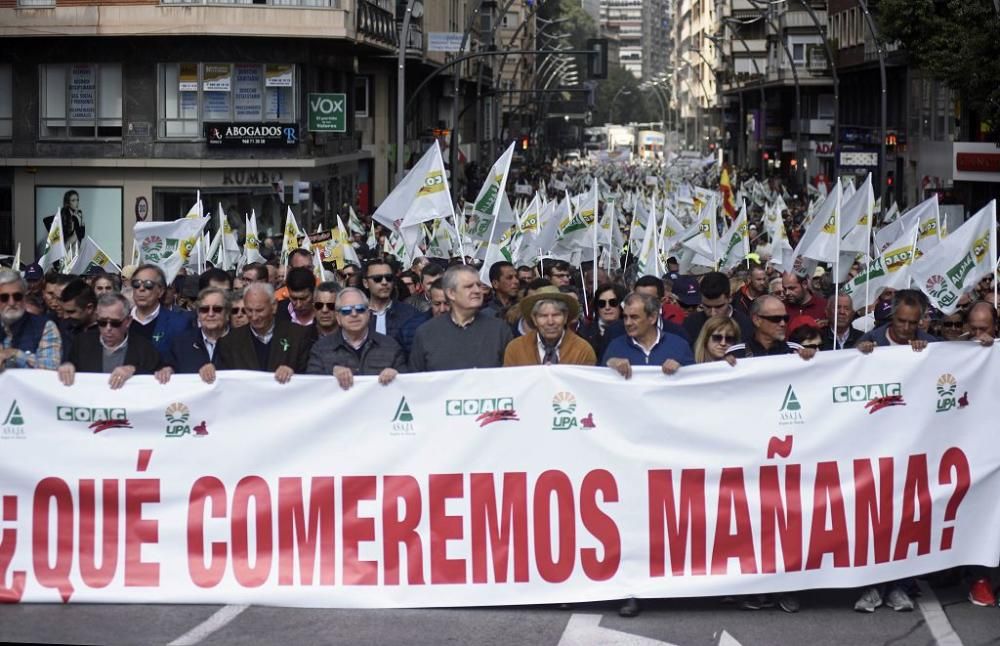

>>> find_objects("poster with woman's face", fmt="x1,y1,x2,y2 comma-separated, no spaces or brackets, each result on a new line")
35,187,123,263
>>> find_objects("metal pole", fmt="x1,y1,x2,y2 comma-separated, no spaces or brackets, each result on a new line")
796,0,839,181
858,0,887,214
721,21,767,177
395,0,416,183
450,0,486,203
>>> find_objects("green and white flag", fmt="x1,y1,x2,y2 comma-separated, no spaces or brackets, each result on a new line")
468,142,516,241
910,200,996,315
243,211,267,265
718,200,750,271
134,216,209,284
68,236,120,275
374,143,455,231
38,211,66,272
842,219,919,310
636,197,662,277
875,194,940,257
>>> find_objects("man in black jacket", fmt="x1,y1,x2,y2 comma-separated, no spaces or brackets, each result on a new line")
307,287,405,389
57,292,162,389
362,259,417,342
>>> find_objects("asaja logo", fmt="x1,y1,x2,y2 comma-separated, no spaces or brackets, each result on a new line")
778,385,804,426
391,397,416,436
165,402,208,438
551,392,596,431
935,374,969,413
2,400,25,439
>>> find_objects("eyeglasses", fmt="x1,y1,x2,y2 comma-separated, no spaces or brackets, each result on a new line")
758,314,789,324
314,302,338,311
366,274,394,283
97,317,128,328
0,292,24,304
198,305,225,314
710,333,737,344
800,343,823,350
597,298,619,308
337,304,368,316
130,279,161,291
230,307,246,315
340,272,356,279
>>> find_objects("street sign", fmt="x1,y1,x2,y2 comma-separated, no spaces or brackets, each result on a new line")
307,93,347,133
428,32,464,52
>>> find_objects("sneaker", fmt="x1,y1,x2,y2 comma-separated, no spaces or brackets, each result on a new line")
968,578,997,607
854,587,882,613
740,594,774,611
886,585,914,612
777,594,800,613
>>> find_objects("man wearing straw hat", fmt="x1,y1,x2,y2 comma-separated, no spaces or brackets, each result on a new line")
503,286,596,366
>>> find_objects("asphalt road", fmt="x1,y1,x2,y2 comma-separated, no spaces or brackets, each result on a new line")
1,580,996,645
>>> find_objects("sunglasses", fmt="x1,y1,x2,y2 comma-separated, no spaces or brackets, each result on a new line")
710,334,737,344
940,321,964,329
366,274,394,283
97,317,128,328
337,304,368,316
597,298,619,308
198,305,225,314
131,279,161,291
801,343,823,350
0,292,24,304
314,302,338,311
759,314,789,324
230,307,246,315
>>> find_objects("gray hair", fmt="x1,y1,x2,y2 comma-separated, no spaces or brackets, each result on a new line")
531,298,569,320
97,292,130,316
335,287,370,308
442,264,479,292
0,268,26,292
751,294,783,316
197,286,230,313
244,281,275,303
623,292,660,318
133,263,167,287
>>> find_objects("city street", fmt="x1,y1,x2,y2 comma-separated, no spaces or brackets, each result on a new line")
1,580,997,645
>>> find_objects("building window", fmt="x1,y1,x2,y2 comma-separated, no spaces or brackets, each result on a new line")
0,65,11,139
354,76,369,118
40,64,123,139
158,62,297,139
792,43,805,64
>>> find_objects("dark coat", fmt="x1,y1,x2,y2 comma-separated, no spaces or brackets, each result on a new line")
164,327,217,373
307,330,407,376
367,300,419,343
130,307,195,357
821,326,865,351
67,329,162,374
215,320,311,373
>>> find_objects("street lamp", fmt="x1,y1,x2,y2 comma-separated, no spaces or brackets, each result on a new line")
396,0,424,182
610,88,632,125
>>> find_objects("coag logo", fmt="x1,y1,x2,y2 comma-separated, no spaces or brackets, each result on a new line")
551,392,596,431
165,402,208,438
935,374,969,413
832,383,905,414
445,398,518,427
2,400,25,439
778,385,804,426
56,406,131,434
391,397,416,436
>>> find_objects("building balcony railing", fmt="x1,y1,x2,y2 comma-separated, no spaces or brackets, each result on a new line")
357,0,396,46
397,20,423,53
161,0,339,5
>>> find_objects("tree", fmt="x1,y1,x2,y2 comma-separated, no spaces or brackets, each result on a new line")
878,0,1000,140
592,64,658,126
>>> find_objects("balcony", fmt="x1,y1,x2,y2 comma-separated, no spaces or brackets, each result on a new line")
0,1,350,38
779,8,825,30
357,0,396,47
397,20,423,54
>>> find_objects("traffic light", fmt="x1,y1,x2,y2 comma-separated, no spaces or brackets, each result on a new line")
886,171,895,188
519,135,529,151
586,38,608,79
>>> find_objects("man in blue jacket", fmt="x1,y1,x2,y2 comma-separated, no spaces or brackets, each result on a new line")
127,264,193,358
603,293,693,379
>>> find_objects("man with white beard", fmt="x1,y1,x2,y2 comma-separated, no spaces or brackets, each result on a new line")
0,268,62,371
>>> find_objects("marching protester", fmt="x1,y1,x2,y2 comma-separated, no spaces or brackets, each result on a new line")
128,264,194,356
503,285,596,366
604,292,694,379
726,295,816,360
307,287,405,389
276,266,317,327
821,292,863,350
856,290,937,353
781,271,827,325
0,268,62,371
681,271,754,344
311,281,341,339
363,259,418,341
57,292,161,388
161,287,231,378
578,283,627,360
692,315,739,365
398,278,450,356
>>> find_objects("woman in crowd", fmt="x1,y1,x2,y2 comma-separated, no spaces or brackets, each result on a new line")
578,282,626,360
693,315,740,365
228,289,249,328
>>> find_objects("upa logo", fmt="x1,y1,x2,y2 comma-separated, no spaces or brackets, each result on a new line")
56,406,131,434
445,397,519,427
778,385,804,426
551,392,597,431
165,402,208,437
391,397,416,436
935,374,969,413
2,400,26,439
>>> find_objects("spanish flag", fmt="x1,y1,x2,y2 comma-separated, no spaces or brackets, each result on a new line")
720,166,737,220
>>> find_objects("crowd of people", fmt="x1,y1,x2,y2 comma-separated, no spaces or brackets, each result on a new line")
2,163,998,618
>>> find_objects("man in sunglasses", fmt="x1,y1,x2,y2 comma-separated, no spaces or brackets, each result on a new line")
127,264,194,357
726,295,816,360
212,282,311,384
58,292,162,389
306,287,405,389
362,259,417,343
159,287,231,379
0,269,62,371
311,282,341,339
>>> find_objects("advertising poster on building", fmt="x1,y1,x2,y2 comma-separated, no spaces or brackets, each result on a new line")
202,64,231,92
178,63,198,92
69,64,96,121
264,64,293,87
35,187,123,264
234,64,262,121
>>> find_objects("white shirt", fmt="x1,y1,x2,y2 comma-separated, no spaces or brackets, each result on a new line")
536,332,565,364
131,304,160,326
371,302,391,335
250,323,275,345
628,328,662,360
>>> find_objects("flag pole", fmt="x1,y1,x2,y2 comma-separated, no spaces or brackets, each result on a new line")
591,180,599,300
863,184,874,324
833,186,842,340
993,200,998,311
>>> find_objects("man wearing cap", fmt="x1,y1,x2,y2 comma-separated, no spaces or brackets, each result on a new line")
726,295,816,360
682,271,755,344
503,286,596,366
856,289,938,353
781,271,828,325
604,292,694,379
732,263,768,317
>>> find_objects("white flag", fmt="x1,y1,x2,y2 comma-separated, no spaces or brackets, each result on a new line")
718,201,750,271
839,174,875,254
467,143,517,241
134,217,210,284
374,143,455,231
910,200,997,315
841,219,919,310
793,182,842,264
875,194,940,257
68,236,120,275
39,212,66,272
243,211,267,265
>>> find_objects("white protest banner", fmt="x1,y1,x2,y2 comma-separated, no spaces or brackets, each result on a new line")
1,343,999,607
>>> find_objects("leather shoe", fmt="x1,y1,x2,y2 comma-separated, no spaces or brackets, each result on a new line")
618,597,641,618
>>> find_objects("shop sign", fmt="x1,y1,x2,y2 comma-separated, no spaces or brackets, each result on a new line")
205,122,300,147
